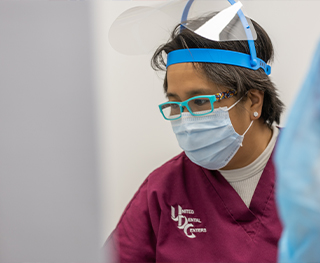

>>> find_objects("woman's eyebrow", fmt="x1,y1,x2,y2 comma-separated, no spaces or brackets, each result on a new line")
183,88,220,99
166,92,180,99
185,88,214,97
166,88,217,99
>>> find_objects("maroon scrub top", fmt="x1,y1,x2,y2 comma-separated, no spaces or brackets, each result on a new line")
106,151,282,263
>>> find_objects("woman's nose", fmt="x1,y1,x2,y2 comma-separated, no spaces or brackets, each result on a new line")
182,106,189,113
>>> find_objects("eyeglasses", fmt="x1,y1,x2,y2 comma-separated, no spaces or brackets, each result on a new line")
158,89,237,120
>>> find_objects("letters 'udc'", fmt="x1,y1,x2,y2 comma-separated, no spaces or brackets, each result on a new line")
171,205,207,238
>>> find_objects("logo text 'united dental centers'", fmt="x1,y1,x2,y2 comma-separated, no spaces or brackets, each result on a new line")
171,205,207,238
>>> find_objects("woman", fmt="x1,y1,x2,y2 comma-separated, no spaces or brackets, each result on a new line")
106,7,284,263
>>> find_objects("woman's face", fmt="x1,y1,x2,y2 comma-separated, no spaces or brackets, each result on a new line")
166,62,270,170
166,63,251,135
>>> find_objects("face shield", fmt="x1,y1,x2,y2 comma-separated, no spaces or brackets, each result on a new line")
109,0,271,75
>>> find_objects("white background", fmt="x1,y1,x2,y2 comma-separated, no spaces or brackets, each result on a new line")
95,0,320,243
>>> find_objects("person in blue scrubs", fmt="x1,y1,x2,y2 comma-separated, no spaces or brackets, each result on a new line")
275,39,320,263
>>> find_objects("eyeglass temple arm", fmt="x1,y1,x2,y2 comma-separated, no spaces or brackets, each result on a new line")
215,89,238,102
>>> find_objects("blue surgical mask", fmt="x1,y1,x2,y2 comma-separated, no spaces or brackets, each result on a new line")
171,98,253,170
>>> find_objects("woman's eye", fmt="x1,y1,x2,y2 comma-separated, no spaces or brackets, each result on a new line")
171,104,179,109
194,99,209,106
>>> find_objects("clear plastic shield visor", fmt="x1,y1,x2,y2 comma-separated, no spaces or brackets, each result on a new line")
108,0,257,55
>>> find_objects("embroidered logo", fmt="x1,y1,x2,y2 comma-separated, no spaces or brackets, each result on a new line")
171,205,207,238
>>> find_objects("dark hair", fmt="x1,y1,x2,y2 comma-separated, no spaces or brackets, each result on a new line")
151,15,284,127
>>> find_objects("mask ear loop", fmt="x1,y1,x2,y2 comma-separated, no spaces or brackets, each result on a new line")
242,120,253,136
226,91,249,111
225,92,253,146
226,92,248,111
226,96,243,111
240,120,254,147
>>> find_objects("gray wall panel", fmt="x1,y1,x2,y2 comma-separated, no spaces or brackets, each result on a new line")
0,2,102,262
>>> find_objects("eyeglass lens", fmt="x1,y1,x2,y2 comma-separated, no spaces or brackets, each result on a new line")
188,97,212,113
161,103,181,120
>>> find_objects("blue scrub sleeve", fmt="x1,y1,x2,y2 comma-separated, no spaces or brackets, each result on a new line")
274,39,320,262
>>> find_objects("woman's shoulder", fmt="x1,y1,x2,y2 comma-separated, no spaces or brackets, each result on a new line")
152,151,187,170
147,151,192,180
145,151,204,194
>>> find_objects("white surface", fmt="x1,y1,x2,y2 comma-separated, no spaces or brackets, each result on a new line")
94,0,320,241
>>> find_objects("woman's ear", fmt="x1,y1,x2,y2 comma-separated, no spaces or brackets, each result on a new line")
247,89,264,121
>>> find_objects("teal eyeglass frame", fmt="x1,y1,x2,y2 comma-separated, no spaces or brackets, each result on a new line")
159,89,237,120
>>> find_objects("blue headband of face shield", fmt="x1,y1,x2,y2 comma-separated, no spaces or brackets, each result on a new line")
166,0,271,75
